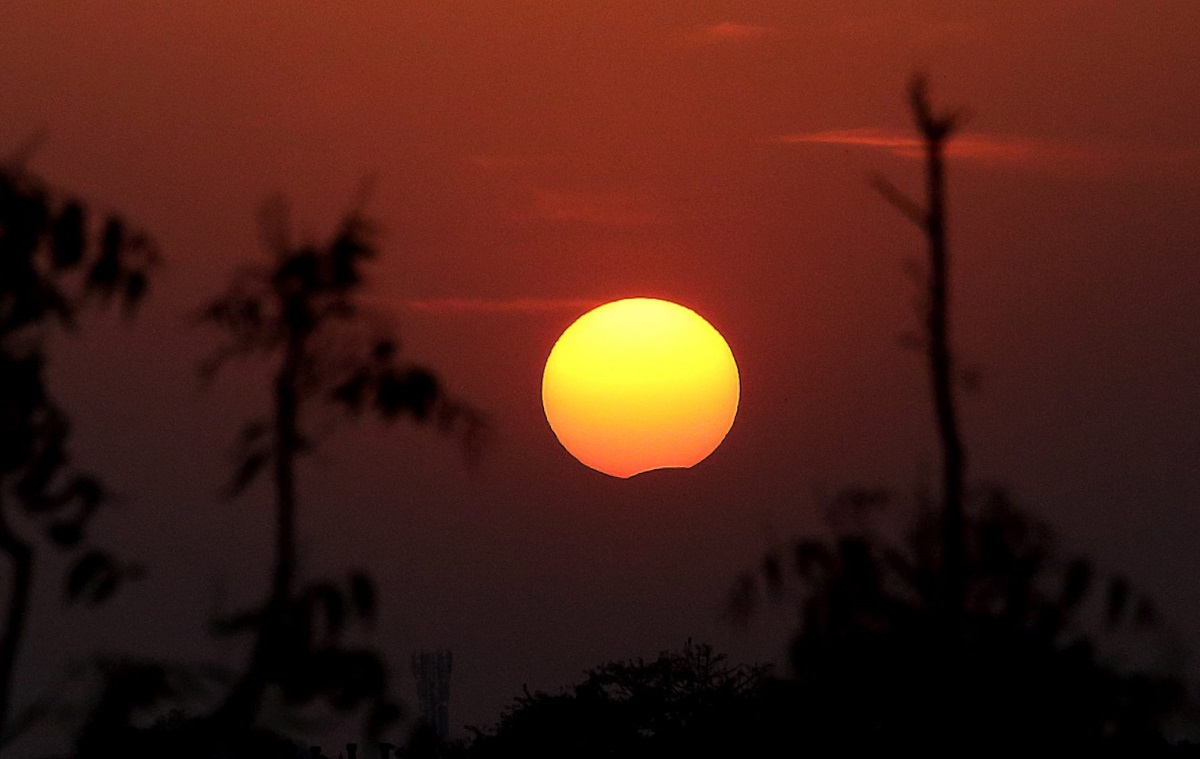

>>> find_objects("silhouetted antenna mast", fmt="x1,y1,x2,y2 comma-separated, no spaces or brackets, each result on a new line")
411,649,452,739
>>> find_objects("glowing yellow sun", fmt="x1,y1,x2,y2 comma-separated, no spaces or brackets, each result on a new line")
542,298,739,478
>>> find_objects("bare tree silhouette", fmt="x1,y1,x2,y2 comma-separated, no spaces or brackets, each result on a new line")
0,159,155,747
730,76,1186,750
870,76,967,623
201,193,485,736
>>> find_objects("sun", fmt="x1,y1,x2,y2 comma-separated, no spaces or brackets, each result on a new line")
542,298,740,478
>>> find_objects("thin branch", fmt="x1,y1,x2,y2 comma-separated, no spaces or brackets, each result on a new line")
908,75,962,141
869,173,927,228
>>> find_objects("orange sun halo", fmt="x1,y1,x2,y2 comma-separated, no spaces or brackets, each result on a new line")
541,298,740,478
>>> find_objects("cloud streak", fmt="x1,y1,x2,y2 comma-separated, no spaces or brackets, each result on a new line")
469,153,557,172
694,22,780,44
776,128,1038,162
518,189,666,226
775,128,1200,174
404,297,600,315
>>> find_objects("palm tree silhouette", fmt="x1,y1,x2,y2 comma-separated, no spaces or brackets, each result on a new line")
202,193,485,734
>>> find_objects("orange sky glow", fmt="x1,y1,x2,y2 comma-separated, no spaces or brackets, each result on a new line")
2,0,1200,750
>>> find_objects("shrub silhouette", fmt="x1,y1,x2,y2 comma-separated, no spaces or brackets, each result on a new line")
734,486,1182,751
466,641,773,759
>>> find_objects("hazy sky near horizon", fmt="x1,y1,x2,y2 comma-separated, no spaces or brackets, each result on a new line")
3,0,1200,748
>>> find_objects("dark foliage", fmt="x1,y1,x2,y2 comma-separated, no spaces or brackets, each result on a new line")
734,487,1184,751
211,573,400,732
465,641,777,759
201,196,484,738
0,161,154,745
75,700,305,759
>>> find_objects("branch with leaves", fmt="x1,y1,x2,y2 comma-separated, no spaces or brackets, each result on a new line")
0,161,155,746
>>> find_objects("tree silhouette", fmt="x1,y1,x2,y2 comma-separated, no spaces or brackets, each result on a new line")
731,76,1186,750
0,160,154,747
870,76,967,623
201,194,485,736
466,641,773,759
736,486,1182,750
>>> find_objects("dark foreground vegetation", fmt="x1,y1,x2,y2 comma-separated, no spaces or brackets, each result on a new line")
2,77,1197,756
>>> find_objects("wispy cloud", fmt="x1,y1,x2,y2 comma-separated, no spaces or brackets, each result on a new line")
822,15,976,45
774,128,1200,173
404,297,600,315
776,128,1037,162
518,189,666,226
694,22,780,44
469,153,556,172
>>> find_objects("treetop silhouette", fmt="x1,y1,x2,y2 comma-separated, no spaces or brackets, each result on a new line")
466,641,773,759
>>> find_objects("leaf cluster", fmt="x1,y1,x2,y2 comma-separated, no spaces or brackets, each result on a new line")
203,200,487,498
212,571,401,739
0,163,155,599
1,166,154,336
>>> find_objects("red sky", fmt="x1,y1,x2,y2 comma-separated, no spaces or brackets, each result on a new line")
3,0,1200,749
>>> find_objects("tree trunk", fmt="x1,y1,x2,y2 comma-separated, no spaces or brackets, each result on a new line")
911,80,968,623
876,78,968,622
0,496,34,739
213,333,303,729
